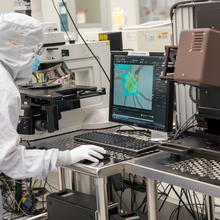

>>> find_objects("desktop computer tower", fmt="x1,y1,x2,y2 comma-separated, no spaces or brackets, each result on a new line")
47,189,119,220
47,189,97,220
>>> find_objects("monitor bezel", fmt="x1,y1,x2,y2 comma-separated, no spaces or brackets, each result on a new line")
109,51,174,132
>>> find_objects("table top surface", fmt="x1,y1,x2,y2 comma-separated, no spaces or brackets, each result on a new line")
126,150,220,197
25,127,220,196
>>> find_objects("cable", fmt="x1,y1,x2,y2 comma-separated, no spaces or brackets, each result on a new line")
130,174,136,212
176,121,197,140
17,191,29,212
1,176,49,217
173,113,196,139
157,182,166,192
175,189,183,220
60,0,110,82
45,181,59,192
169,206,179,220
134,195,147,212
182,189,198,219
189,85,200,105
2,178,29,216
0,176,18,212
51,0,71,43
171,186,196,219
187,190,196,216
192,191,202,220
158,185,172,212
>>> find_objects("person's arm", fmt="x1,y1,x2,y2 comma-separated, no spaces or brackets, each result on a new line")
0,89,59,179
0,89,106,179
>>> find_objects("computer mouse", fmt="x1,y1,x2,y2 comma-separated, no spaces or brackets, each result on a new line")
101,153,111,160
81,153,111,164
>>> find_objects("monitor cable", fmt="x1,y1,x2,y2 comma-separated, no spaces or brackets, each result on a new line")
60,0,110,83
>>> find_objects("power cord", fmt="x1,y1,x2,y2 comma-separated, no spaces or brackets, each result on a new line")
173,113,196,139
158,185,172,212
170,186,196,219
168,188,207,220
60,0,110,82
1,178,29,217
0,176,53,218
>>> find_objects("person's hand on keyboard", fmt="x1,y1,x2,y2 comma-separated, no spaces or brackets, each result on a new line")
56,145,106,166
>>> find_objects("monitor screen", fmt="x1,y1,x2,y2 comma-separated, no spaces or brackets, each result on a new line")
109,52,174,132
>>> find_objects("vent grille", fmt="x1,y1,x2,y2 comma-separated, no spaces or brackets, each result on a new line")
191,31,204,52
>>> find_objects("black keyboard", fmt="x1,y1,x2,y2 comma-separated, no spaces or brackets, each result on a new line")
74,131,157,155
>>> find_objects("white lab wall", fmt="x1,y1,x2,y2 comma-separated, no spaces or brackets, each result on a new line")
75,0,101,24
0,0,140,33
31,0,43,21
110,0,140,29
0,0,14,13
41,0,61,29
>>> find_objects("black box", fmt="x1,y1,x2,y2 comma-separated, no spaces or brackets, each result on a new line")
99,32,123,51
47,189,97,220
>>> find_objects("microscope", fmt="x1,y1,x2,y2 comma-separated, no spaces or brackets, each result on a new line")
17,25,110,135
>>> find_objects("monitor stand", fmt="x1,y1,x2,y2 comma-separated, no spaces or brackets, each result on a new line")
150,130,168,141
115,126,168,141
116,128,151,137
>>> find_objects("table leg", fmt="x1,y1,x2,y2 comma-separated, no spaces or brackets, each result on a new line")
95,177,109,220
58,167,66,190
206,196,215,220
146,178,158,220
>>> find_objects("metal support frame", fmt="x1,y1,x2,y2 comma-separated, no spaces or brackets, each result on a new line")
173,4,196,128
57,168,109,220
206,196,215,220
58,167,66,190
146,178,158,220
95,177,109,220
26,212,47,220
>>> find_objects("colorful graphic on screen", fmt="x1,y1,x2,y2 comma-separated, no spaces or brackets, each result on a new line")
113,63,153,110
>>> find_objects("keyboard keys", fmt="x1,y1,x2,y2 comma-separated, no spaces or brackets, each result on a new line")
74,131,157,155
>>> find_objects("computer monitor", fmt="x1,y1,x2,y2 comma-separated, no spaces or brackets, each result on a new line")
109,51,174,132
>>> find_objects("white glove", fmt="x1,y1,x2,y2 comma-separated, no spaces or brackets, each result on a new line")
57,145,106,166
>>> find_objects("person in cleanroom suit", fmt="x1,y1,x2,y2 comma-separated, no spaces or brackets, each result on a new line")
0,12,106,218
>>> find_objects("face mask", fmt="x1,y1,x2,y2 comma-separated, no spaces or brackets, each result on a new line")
32,55,41,73
32,45,45,73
